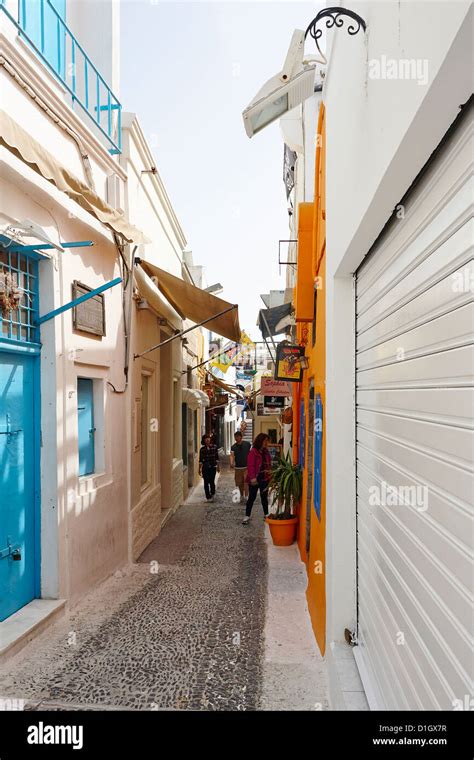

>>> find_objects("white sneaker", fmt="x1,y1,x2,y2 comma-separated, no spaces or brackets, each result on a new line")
242,516,250,525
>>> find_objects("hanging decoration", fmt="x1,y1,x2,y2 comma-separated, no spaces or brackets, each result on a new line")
0,268,22,315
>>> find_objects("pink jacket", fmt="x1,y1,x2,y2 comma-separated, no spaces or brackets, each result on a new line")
246,447,272,483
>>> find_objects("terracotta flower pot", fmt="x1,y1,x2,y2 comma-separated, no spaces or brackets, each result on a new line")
265,516,298,546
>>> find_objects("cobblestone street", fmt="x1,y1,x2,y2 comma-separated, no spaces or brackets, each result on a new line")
0,467,327,711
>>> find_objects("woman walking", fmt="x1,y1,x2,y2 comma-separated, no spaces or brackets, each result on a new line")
242,433,271,525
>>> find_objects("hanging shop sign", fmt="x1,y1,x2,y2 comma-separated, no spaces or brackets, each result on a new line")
261,377,291,397
274,343,305,382
264,395,285,409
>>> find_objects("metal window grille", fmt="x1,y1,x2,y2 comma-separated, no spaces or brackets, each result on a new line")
0,246,39,345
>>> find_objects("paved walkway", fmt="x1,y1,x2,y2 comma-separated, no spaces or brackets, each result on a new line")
0,468,328,711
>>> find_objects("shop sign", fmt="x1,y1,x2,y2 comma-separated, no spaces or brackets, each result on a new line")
264,395,285,409
261,377,291,397
274,343,304,382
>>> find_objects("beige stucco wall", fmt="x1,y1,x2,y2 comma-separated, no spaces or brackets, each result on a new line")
172,460,184,513
129,305,162,560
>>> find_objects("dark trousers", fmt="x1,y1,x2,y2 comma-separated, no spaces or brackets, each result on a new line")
245,479,269,517
203,465,217,499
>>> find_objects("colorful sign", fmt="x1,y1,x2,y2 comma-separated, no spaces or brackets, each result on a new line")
274,343,304,382
261,377,291,397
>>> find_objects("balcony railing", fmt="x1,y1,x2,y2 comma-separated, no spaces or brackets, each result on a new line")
1,0,122,154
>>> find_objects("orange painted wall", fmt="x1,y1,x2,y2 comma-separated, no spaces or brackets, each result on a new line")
294,103,327,656
295,203,315,322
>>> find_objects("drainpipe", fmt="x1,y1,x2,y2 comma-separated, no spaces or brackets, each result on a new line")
0,55,96,190
107,241,136,394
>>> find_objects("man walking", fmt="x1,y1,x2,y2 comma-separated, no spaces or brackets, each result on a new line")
199,434,220,501
230,430,251,502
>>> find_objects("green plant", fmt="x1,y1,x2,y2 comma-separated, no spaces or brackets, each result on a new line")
268,451,303,520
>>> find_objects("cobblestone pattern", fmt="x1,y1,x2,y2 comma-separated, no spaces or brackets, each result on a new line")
0,470,268,711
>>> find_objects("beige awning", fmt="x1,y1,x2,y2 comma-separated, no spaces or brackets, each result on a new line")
209,373,245,398
134,264,182,331
0,110,147,245
140,260,241,343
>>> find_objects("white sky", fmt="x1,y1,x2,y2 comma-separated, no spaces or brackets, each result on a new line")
120,0,320,340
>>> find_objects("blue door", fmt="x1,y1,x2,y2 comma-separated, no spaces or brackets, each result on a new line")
77,378,95,476
21,0,67,77
0,353,37,621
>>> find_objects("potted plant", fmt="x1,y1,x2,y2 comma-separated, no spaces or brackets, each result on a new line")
266,451,302,546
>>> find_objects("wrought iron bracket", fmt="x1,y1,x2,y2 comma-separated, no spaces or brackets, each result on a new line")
305,7,367,62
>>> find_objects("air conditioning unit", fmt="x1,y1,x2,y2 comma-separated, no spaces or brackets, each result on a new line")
106,174,124,213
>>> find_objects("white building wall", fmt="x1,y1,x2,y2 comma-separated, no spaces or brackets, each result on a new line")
0,0,130,608
67,0,120,96
323,0,472,659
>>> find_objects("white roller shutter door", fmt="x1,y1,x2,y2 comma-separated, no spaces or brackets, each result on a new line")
354,104,473,710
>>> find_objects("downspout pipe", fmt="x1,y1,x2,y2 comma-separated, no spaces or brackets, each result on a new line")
107,241,136,394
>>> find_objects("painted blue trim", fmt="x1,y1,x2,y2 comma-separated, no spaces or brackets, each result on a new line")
77,377,95,476
0,1,122,153
38,276,122,324
0,339,41,355
6,241,94,253
313,394,323,520
33,351,41,597
0,236,49,261
0,265,42,614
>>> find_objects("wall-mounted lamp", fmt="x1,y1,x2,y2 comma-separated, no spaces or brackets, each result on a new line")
242,7,367,138
299,356,310,371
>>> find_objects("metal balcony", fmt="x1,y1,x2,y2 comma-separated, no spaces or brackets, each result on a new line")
1,0,122,154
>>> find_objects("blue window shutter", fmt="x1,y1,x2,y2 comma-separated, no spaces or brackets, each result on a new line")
77,378,95,476
313,394,323,520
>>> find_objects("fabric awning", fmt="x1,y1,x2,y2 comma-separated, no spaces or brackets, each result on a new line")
134,264,182,331
0,110,147,245
182,387,203,410
139,260,241,343
194,389,210,408
209,373,245,398
258,302,293,339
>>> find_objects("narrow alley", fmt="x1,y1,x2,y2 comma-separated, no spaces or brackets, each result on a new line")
0,0,472,748
0,466,327,711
